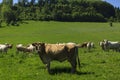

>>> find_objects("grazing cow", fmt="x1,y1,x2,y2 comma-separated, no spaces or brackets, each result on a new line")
80,42,95,52
16,44,35,53
87,42,95,51
32,42,80,73
0,43,13,53
103,40,120,52
16,44,27,53
27,44,36,52
80,42,88,48
16,44,23,47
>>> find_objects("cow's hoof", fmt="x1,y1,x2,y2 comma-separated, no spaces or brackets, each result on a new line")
71,70,76,74
48,70,53,74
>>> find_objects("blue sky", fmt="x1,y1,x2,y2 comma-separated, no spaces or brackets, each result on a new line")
103,0,120,8
0,0,120,8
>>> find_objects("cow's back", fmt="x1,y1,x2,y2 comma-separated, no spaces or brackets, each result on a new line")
45,44,66,53
44,44,68,62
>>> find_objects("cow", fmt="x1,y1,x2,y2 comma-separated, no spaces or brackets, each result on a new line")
26,44,36,52
0,43,13,53
32,42,80,73
87,42,95,51
16,44,36,53
16,44,27,53
80,42,88,48
103,40,120,52
80,42,95,52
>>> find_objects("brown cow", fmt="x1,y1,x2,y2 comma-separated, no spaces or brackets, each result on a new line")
32,42,80,73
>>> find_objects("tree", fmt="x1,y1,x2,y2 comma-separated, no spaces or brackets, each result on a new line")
38,0,44,7
1,4,11,25
115,7,120,22
30,0,36,6
1,0,116,22
1,4,17,26
18,0,28,7
92,1,115,18
2,0,13,6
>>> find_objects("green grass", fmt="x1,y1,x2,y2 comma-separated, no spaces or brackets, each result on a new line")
0,21,120,80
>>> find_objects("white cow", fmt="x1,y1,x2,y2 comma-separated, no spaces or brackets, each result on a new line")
27,44,36,52
16,44,36,53
87,42,95,52
103,40,120,52
80,42,95,52
0,43,13,53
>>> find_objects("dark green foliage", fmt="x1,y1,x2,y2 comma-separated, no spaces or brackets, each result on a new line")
0,0,120,23
0,0,19,26
91,1,115,18
115,7,120,22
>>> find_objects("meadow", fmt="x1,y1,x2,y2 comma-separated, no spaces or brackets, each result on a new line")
0,21,120,80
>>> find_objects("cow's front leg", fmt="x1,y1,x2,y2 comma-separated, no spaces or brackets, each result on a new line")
46,62,51,73
69,60,77,73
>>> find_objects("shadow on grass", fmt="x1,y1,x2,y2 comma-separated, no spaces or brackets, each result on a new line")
49,67,95,75
37,65,94,75
0,54,4,58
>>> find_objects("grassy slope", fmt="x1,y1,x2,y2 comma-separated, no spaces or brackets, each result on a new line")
0,21,120,80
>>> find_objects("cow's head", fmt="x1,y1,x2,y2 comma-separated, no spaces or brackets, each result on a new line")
32,42,45,52
9,44,13,49
99,41,105,50
5,43,13,49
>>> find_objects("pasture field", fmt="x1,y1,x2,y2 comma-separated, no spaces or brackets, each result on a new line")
0,21,120,80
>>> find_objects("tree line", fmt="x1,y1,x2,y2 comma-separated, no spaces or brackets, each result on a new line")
0,0,120,26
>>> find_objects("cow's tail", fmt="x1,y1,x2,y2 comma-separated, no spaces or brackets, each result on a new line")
75,47,80,68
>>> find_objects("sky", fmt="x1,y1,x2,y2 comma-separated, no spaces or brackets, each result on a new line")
103,0,120,8
0,0,120,8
